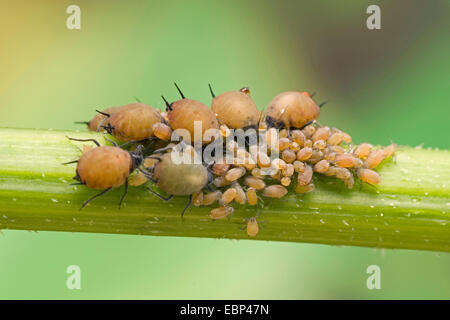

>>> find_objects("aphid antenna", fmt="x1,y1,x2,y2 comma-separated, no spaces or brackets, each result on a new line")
319,100,328,108
173,82,185,99
208,84,215,98
67,137,101,147
62,159,79,165
161,95,172,111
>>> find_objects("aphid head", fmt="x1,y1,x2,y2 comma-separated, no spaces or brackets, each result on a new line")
130,144,145,170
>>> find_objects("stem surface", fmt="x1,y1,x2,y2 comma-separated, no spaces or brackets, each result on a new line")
0,128,449,252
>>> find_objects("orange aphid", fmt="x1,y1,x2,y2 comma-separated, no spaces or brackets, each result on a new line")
335,154,359,168
297,164,313,186
152,122,172,141
246,217,259,237
262,185,288,198
265,91,321,129
210,206,234,220
364,149,385,169
222,187,237,204
244,176,266,190
357,168,381,185
383,143,397,159
210,85,260,129
246,188,258,206
354,143,373,159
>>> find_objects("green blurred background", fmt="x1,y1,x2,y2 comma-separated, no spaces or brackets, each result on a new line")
0,0,449,299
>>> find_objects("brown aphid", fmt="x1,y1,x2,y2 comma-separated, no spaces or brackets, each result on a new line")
357,168,381,185
293,160,305,173
232,183,247,205
295,183,315,194
297,164,313,186
256,151,271,168
209,85,260,129
314,160,330,173
212,162,230,176
265,91,321,129
290,141,301,151
152,122,172,141
246,188,258,205
335,154,359,168
203,191,222,206
297,147,313,161
67,138,144,209
193,191,204,207
244,176,266,190
364,149,385,169
383,143,397,159
225,167,246,182
312,126,330,142
262,185,288,198
282,149,297,163
354,143,373,159
290,130,305,147
129,171,148,187
246,217,259,237
323,166,338,177
105,103,164,141
210,206,234,220
222,188,237,204
164,83,219,144
281,177,291,187
77,106,123,132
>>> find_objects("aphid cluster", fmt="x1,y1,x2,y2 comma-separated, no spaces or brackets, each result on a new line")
67,83,396,237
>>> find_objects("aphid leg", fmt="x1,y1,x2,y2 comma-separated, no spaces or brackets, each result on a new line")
147,187,174,201
118,179,129,208
67,137,101,147
80,187,112,210
104,137,118,147
300,120,314,130
62,160,78,165
181,195,193,217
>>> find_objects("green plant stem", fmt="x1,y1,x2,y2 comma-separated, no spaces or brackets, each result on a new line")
0,127,449,252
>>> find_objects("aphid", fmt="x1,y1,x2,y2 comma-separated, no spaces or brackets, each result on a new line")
354,143,373,159
293,160,305,173
290,130,305,147
281,177,291,187
246,188,258,205
265,91,323,129
128,171,148,187
222,187,237,204
262,185,288,198
246,217,259,237
383,143,397,159
64,138,144,209
202,191,222,206
327,132,347,146
232,183,247,205
256,151,271,168
312,126,330,142
210,206,234,220
297,147,313,161
307,150,324,164
282,149,297,163
297,164,313,186
193,191,204,206
282,163,294,177
225,167,246,182
334,154,359,168
357,168,381,185
278,138,291,151
314,160,330,173
364,149,385,169
75,105,122,132
251,168,265,179
244,176,266,190
212,162,230,176
313,139,326,150
209,85,260,129
102,103,164,142
152,122,173,141
145,145,210,216
335,167,352,180
163,83,219,144
295,183,315,194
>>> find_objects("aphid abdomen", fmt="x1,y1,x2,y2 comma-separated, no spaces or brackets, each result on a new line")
109,103,162,141
77,146,131,189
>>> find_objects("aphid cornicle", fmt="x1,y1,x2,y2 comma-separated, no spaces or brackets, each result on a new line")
64,138,144,209
102,103,164,142
265,91,324,129
144,144,210,216
163,83,219,144
209,85,260,129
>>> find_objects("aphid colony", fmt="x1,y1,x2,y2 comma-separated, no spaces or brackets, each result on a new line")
67,84,396,237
